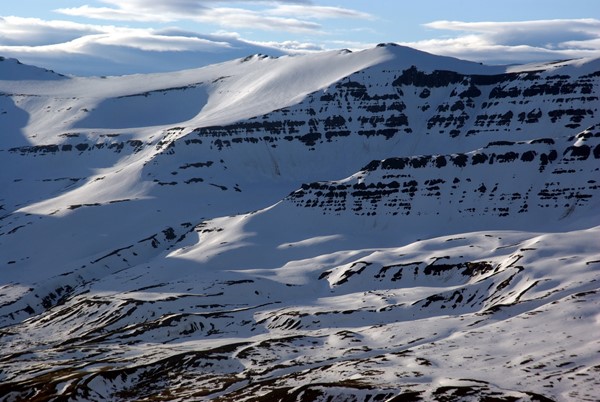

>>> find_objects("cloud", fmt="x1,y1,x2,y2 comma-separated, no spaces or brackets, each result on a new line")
99,0,210,14
409,19,600,64
56,5,173,23
193,8,321,33
326,40,378,51
267,5,373,20
253,40,325,53
55,0,362,33
425,19,600,48
56,6,322,33
0,16,104,46
0,17,318,76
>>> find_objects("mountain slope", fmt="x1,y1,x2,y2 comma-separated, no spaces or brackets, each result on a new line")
1,45,599,401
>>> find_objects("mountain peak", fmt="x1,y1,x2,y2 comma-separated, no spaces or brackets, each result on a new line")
0,56,67,81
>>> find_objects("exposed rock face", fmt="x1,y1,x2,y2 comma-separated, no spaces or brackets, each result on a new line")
191,63,598,153
287,128,600,221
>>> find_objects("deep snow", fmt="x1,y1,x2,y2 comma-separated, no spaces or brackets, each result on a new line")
1,45,599,401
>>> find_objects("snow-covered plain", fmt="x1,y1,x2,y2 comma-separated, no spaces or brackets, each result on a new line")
1,44,599,401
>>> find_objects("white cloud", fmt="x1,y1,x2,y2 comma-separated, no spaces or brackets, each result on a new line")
56,5,175,23
99,0,210,14
194,7,321,33
90,32,232,52
57,6,323,33
425,19,600,47
326,40,378,51
54,0,362,34
0,16,104,46
267,5,373,20
561,37,600,50
410,19,600,64
253,40,325,53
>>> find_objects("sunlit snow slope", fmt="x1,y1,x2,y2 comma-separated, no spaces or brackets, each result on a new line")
1,44,600,401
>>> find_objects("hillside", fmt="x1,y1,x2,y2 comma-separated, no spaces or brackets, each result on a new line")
1,44,599,401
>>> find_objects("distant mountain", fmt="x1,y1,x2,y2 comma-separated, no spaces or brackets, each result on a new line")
0,56,66,80
1,44,599,401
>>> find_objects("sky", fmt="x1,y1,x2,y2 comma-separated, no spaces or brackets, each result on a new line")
1,0,599,76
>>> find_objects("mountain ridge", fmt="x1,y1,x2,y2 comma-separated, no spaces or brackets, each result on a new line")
1,45,599,401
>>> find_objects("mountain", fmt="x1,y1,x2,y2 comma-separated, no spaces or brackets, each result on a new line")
0,56,67,81
1,44,599,401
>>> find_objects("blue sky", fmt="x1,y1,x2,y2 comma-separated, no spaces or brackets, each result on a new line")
1,1,599,75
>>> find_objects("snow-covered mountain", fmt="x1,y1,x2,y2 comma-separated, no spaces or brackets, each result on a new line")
1,44,599,401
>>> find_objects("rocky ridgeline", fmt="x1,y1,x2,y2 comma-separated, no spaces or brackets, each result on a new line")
8,137,146,155
188,62,598,154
